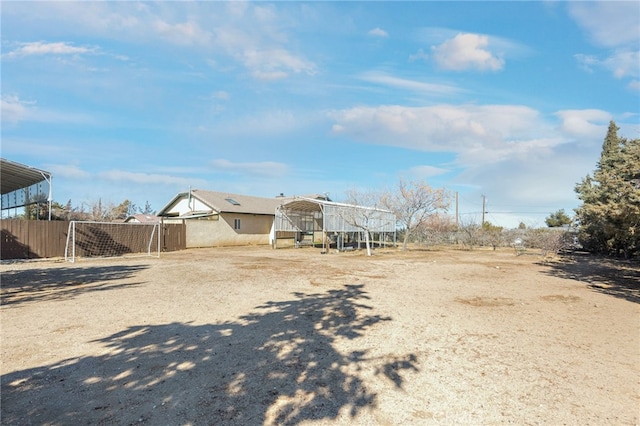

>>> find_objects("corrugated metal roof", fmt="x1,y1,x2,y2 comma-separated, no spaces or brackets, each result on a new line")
275,196,397,233
1,158,52,195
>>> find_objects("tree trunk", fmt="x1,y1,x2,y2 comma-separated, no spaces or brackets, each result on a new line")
402,230,410,251
364,231,372,256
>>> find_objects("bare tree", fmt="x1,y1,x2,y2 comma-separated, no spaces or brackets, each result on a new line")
381,179,451,251
482,221,504,250
526,228,574,259
343,189,388,256
457,216,483,250
87,199,130,221
413,213,457,247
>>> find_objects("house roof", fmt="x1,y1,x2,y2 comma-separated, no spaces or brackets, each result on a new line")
157,189,295,217
194,189,290,215
280,196,393,214
1,158,52,195
124,214,160,223
157,189,337,218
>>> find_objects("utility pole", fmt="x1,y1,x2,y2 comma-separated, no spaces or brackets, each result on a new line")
481,194,486,226
455,192,459,228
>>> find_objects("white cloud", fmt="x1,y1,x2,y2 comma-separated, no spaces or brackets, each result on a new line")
98,170,206,187
46,164,91,179
241,48,316,80
368,27,388,38
0,94,93,125
406,165,449,179
605,49,640,79
1,95,33,124
575,50,639,80
431,33,505,72
214,109,316,137
569,2,639,86
212,4,317,81
329,104,549,159
212,91,230,100
211,159,289,178
574,53,598,73
329,104,612,228
3,2,315,82
568,1,640,48
359,72,461,96
252,70,290,81
408,48,429,62
153,19,211,45
555,109,611,138
455,138,597,209
5,41,96,58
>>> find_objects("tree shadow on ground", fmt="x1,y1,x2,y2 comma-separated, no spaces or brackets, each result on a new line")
0,264,148,307
539,252,640,304
1,230,39,259
1,284,418,425
74,226,134,257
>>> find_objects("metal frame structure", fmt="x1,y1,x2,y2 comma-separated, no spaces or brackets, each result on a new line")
273,196,396,251
1,158,53,220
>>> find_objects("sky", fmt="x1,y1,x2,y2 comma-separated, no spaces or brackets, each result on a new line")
2,1,639,228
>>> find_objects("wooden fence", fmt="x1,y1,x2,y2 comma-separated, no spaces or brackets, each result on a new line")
0,220,186,260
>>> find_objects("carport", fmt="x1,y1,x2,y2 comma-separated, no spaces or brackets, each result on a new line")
1,158,53,219
272,196,396,251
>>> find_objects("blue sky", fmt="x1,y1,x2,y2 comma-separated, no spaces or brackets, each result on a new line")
2,1,639,227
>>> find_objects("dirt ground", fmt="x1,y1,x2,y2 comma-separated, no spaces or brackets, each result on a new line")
1,246,639,425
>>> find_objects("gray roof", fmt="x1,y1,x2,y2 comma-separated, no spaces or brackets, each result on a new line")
158,189,333,217
192,189,289,215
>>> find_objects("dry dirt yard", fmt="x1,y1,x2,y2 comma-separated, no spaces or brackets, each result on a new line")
1,246,638,425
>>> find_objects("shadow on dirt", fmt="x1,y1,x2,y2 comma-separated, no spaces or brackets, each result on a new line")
1,284,418,425
540,252,640,304
0,264,148,307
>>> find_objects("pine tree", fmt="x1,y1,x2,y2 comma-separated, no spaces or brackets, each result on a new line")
545,209,572,227
574,121,640,257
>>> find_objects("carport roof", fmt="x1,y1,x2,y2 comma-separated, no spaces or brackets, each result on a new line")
1,158,52,195
280,196,391,213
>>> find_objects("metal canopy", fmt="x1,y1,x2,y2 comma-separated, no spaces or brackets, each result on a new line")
279,199,324,213
273,196,397,250
1,158,52,195
276,196,397,232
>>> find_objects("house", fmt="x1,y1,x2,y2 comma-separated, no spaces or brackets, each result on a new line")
157,188,396,251
157,189,294,248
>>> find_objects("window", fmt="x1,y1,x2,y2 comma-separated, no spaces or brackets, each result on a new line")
234,218,241,230
225,198,240,206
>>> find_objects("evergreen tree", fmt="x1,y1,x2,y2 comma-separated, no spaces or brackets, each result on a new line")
574,121,640,257
140,201,155,215
482,221,504,250
545,209,572,227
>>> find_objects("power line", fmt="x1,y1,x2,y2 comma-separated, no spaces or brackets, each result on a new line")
482,211,552,215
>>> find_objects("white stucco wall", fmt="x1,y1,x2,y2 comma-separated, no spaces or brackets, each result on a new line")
168,197,211,216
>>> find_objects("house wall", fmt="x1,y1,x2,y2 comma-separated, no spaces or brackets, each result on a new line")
169,197,211,215
185,213,274,247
